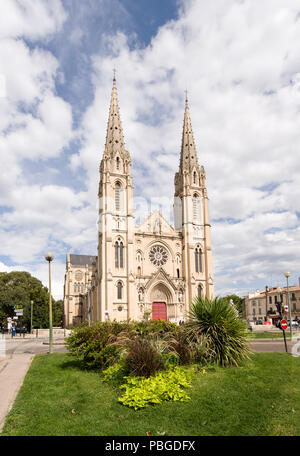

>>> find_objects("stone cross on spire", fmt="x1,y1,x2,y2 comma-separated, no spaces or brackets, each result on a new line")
104,72,127,159
179,93,199,172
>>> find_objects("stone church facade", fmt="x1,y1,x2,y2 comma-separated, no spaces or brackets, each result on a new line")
63,77,214,327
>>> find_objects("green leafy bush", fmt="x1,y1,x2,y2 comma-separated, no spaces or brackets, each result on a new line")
118,367,193,410
66,319,178,371
65,321,131,369
187,296,250,367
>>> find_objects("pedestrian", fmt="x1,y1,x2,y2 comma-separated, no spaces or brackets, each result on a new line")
12,322,16,338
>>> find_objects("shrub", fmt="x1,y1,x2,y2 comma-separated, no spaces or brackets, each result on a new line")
163,327,193,365
65,321,131,369
124,337,166,377
186,296,250,367
118,366,193,410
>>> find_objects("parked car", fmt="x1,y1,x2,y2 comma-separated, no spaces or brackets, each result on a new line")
255,319,264,325
16,326,26,334
289,320,299,328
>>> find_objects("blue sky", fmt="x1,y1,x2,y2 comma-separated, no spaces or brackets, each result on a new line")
0,0,300,299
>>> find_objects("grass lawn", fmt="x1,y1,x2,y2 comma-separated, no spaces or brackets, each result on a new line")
247,331,289,339
1,353,300,436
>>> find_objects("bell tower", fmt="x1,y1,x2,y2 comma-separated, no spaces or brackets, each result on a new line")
97,74,135,321
174,94,214,306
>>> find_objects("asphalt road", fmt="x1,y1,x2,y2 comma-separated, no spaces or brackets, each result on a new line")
3,338,68,356
2,336,300,356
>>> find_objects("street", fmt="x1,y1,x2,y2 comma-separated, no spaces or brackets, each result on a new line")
3,337,68,356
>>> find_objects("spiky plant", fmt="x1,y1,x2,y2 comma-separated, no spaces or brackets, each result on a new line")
186,296,250,367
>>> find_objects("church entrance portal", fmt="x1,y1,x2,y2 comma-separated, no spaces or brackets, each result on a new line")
152,302,167,321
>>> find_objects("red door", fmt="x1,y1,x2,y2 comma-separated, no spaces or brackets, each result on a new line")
152,302,167,321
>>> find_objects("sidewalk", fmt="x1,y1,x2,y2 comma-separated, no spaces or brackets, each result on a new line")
0,354,33,432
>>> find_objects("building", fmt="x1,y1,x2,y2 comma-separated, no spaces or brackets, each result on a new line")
243,282,300,324
63,76,214,327
63,254,96,327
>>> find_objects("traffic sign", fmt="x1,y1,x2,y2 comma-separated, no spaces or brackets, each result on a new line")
281,320,288,331
14,305,23,310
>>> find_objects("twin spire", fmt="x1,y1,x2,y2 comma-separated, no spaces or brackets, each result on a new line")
104,73,126,158
179,92,199,172
104,74,199,171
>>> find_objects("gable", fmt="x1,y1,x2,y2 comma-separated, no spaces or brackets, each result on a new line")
135,210,177,235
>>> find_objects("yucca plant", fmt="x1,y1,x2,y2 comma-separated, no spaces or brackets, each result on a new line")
186,296,250,367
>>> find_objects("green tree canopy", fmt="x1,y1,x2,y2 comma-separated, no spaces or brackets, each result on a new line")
0,271,63,330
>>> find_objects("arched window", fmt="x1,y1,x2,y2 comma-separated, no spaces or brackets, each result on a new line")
195,247,202,273
115,239,124,269
120,242,124,268
117,282,123,300
177,268,180,278
137,266,141,277
198,284,202,297
115,242,119,268
193,193,199,221
193,171,197,184
115,182,121,211
74,282,77,293
116,157,120,170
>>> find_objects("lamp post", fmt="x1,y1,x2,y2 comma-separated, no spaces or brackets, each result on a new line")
265,286,269,322
283,271,292,338
30,300,33,334
44,252,54,354
277,287,288,353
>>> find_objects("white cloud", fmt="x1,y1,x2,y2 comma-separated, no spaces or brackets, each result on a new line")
1,0,300,300
74,0,300,296
0,0,67,40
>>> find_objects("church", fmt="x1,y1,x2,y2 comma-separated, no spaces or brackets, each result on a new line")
63,76,214,328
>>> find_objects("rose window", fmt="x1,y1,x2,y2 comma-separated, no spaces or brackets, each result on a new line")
149,245,168,267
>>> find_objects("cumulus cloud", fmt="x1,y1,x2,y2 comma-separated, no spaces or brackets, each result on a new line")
1,0,300,299
74,0,300,295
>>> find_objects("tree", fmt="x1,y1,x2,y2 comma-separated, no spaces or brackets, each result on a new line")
0,271,63,330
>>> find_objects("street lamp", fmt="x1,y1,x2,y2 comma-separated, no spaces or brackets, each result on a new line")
265,286,269,322
30,300,33,334
44,252,54,354
283,271,292,338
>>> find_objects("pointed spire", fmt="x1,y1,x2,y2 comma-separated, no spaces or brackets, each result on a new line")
179,93,199,172
104,72,127,158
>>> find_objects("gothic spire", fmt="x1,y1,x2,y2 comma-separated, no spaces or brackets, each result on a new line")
104,74,127,158
179,93,199,172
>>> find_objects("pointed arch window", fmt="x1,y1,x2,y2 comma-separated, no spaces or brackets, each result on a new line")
115,239,124,269
193,171,197,184
115,182,121,211
116,157,120,170
137,266,141,278
115,242,119,268
193,193,199,221
117,281,123,300
120,242,124,268
195,247,202,273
